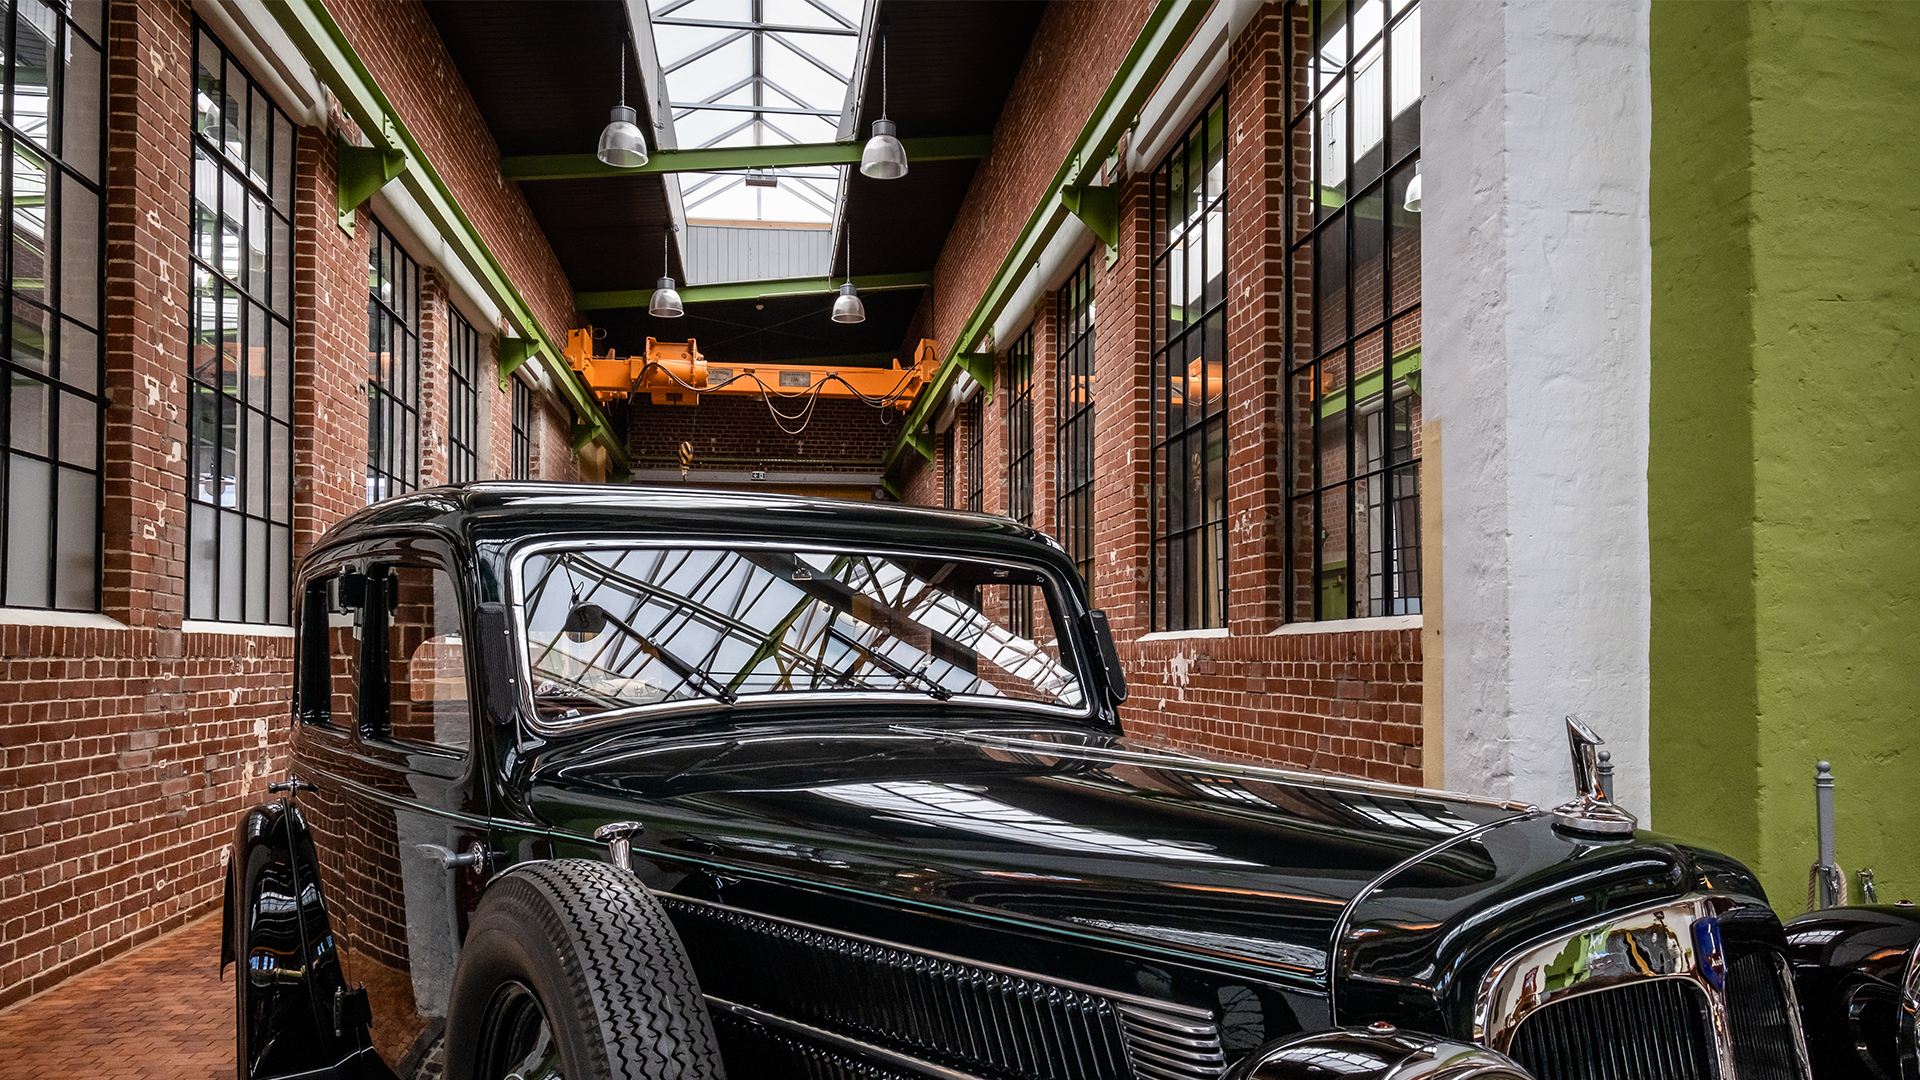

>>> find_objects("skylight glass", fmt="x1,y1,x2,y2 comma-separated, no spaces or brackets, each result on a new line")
649,0,865,224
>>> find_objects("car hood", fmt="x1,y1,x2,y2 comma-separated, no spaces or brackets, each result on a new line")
522,719,1756,1002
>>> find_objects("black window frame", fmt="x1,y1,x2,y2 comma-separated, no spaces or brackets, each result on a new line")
186,22,296,624
1149,90,1230,633
1284,0,1423,622
1004,327,1035,637
940,425,955,509
510,376,532,480
367,217,420,502
447,305,479,484
1,0,106,612
963,395,982,513
1055,252,1095,588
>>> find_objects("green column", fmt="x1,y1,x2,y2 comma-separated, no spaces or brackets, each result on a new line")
1652,0,1920,912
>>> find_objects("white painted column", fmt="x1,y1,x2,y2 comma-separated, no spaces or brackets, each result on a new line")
1421,0,1653,815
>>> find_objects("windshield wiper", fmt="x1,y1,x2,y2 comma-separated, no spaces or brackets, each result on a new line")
827,627,952,700
563,603,738,705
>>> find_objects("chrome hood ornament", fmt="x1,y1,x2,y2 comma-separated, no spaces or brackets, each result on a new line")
1551,716,1638,836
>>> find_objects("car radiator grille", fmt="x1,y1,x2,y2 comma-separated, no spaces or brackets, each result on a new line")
1507,977,1717,1080
662,895,1226,1080
710,1007,919,1080
1726,952,1804,1080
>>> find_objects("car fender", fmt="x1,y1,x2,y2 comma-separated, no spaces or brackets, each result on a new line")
1784,903,1920,1080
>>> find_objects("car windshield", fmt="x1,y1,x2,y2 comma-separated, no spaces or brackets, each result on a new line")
515,545,1088,724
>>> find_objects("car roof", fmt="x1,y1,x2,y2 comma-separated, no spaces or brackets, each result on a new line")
308,483,1074,574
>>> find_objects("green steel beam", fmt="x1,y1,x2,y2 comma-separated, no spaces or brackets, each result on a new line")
882,0,1212,477
500,135,992,181
336,132,407,230
576,271,933,311
268,0,629,472
1060,183,1119,249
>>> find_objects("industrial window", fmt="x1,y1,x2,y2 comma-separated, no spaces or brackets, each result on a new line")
1055,253,1095,588
1149,91,1228,632
447,307,479,484
1,0,104,611
366,218,420,502
186,27,294,623
510,377,532,480
963,396,982,513
941,426,955,509
1285,0,1422,620
1004,328,1035,637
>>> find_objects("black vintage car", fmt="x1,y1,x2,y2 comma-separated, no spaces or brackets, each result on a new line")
223,484,1918,1080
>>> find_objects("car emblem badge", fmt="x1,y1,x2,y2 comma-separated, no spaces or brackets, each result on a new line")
1692,916,1727,990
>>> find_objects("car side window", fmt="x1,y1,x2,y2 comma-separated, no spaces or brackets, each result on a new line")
373,563,470,753
299,572,365,730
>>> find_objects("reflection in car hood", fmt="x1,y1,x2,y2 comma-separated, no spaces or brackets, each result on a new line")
525,720,1733,997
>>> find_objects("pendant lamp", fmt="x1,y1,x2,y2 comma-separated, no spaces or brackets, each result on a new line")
650,231,683,318
597,36,648,169
1404,160,1422,213
859,35,908,180
831,224,866,324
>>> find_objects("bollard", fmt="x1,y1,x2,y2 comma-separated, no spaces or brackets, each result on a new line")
1596,750,1615,803
1814,761,1841,909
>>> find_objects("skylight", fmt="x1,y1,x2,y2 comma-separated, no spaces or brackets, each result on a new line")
648,0,865,225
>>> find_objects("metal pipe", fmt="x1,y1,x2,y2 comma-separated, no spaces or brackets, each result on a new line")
1815,761,1839,908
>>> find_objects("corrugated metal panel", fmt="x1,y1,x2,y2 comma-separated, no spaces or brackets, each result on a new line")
685,225,835,285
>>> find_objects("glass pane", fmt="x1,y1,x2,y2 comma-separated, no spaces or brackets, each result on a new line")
271,319,291,418
193,147,218,263
195,30,221,136
1317,484,1349,619
5,454,51,606
220,58,245,160
70,0,104,43
246,194,267,298
246,302,268,406
1351,184,1385,331
245,516,267,624
1389,6,1422,165
269,420,290,522
219,282,240,392
1352,39,1386,194
58,390,95,466
272,113,294,212
269,525,290,624
60,318,97,394
220,171,244,280
1389,163,1422,315
218,509,243,621
60,180,99,323
10,143,51,305
246,406,265,514
1315,217,1348,351
189,501,216,620
61,34,103,183
11,298,53,375
1315,82,1348,218
219,393,240,507
54,465,95,610
189,382,219,504
1315,0,1349,93
9,375,50,455
10,6,56,148
271,213,291,315
248,87,271,189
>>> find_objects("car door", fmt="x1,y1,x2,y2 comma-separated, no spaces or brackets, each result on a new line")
293,540,490,1080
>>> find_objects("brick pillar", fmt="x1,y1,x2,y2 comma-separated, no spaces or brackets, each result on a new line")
100,0,192,629
1224,5,1289,636
1090,171,1154,637
417,269,449,487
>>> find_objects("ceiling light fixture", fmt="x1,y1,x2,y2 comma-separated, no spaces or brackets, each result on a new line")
1404,160,1422,213
650,229,683,318
831,222,866,324
597,34,648,169
859,33,908,180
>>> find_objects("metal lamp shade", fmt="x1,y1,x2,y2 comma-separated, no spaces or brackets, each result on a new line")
1404,171,1422,213
859,118,908,180
830,282,866,324
598,105,649,169
649,276,684,318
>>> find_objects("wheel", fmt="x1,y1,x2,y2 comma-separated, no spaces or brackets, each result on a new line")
445,859,725,1080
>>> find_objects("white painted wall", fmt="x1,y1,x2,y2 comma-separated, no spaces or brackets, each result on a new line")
1422,0,1653,816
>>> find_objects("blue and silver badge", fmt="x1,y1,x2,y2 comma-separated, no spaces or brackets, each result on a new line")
1692,916,1727,990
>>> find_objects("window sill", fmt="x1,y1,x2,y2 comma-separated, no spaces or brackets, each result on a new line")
183,619,296,638
1272,614,1423,636
0,608,128,630
1135,626,1230,643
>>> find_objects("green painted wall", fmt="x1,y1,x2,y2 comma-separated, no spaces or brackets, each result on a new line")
1651,1,1920,913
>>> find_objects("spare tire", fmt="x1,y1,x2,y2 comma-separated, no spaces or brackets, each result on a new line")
445,859,725,1080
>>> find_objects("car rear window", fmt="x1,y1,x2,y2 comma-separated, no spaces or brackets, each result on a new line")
513,545,1088,725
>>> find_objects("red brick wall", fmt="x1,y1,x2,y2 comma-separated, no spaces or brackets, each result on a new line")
1,0,589,1007
894,6,1424,786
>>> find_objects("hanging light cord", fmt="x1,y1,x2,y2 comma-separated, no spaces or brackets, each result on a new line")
618,35,627,107
662,229,669,277
881,34,888,120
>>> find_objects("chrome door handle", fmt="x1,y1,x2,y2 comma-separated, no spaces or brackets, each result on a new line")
418,842,490,871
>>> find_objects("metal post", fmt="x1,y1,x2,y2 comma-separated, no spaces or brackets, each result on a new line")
1815,761,1839,908
1597,750,1615,804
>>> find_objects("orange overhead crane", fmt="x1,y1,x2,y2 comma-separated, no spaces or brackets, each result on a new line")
563,329,940,411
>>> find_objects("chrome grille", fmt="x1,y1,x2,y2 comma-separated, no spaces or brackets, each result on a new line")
1507,978,1716,1080
663,895,1225,1080
1726,952,1804,1080
711,1008,918,1080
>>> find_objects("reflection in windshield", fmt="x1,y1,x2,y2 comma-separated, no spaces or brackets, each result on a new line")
812,780,1258,865
517,547,1086,722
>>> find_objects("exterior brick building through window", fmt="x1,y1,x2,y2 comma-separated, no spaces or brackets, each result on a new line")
511,377,532,480
964,396,983,513
1004,328,1035,637
367,218,420,503
1150,92,1229,632
0,0,104,611
447,306,479,484
187,26,295,623
1056,252,1095,588
1286,0,1423,620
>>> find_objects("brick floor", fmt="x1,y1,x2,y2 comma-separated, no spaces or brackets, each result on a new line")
0,914,232,1080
